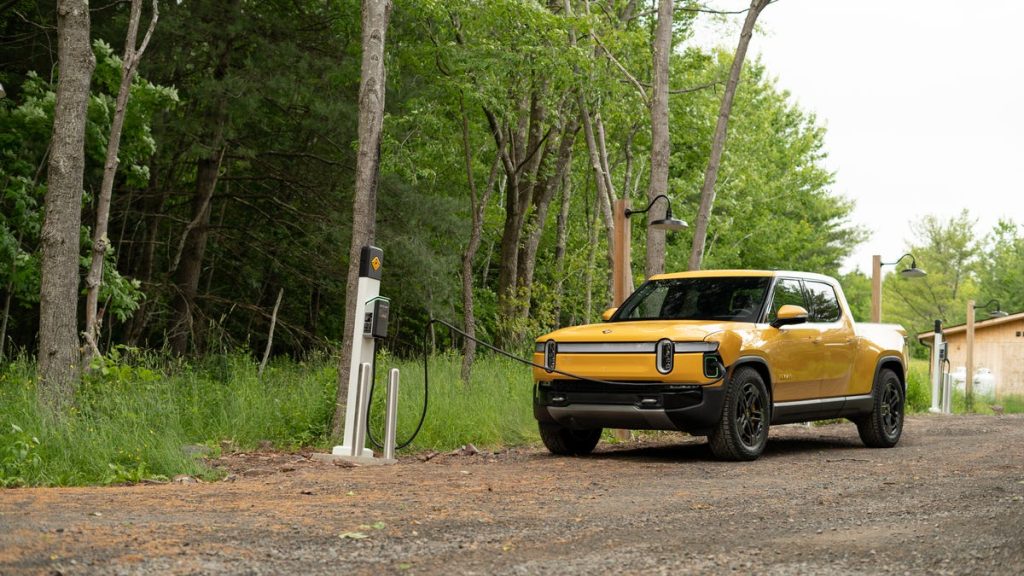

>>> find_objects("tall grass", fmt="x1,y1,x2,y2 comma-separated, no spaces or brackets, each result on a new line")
0,349,538,486
3,350,1019,487
371,350,537,451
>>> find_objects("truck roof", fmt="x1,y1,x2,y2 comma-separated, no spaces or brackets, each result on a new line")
650,269,839,284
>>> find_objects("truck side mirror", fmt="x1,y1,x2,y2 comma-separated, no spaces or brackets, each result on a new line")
771,304,808,329
601,307,618,321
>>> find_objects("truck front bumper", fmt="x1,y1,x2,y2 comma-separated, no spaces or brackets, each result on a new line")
533,380,726,436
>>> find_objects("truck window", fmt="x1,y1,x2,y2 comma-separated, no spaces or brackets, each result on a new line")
804,281,842,323
767,279,805,322
615,277,770,322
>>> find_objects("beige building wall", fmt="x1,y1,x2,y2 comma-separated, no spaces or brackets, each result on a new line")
943,318,1024,397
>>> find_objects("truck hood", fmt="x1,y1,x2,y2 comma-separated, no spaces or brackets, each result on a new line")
536,320,740,343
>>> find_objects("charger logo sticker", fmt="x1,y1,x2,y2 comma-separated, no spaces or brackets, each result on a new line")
371,256,381,271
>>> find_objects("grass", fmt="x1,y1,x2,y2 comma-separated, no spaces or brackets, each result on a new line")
0,349,538,486
2,350,1020,487
904,357,1024,415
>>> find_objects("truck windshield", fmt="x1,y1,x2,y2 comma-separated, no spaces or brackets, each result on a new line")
613,277,771,322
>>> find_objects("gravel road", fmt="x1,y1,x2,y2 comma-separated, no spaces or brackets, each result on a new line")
2,414,1023,575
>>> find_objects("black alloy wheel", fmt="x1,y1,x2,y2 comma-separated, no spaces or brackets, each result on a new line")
857,367,904,448
709,366,770,461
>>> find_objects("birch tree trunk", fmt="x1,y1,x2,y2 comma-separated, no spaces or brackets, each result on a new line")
83,0,158,362
331,0,392,439
38,0,95,414
645,0,672,278
688,0,771,270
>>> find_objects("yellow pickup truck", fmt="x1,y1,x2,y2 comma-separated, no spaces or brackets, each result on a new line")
532,270,908,461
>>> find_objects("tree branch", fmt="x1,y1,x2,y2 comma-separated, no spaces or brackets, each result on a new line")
591,33,648,102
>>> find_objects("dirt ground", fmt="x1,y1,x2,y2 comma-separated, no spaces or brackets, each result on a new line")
1,414,1023,575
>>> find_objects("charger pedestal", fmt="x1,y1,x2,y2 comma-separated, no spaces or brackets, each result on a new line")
321,246,399,466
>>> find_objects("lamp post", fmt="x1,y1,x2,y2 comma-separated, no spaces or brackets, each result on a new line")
611,194,687,306
965,299,1008,411
609,195,686,442
870,253,926,323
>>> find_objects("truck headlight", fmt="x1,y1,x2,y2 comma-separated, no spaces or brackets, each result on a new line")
656,338,674,374
545,340,557,373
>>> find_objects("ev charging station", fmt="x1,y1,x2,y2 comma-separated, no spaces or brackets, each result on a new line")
929,319,952,414
324,245,400,465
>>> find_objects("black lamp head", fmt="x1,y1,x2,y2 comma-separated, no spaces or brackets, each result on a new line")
897,255,926,278
632,196,687,231
975,299,1009,318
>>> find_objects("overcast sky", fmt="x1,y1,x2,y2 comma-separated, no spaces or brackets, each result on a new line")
691,0,1024,274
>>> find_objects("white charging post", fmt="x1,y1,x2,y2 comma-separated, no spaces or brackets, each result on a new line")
324,245,398,464
929,319,944,414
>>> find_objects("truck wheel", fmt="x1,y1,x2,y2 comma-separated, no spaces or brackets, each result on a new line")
857,368,904,448
538,422,601,456
709,366,770,461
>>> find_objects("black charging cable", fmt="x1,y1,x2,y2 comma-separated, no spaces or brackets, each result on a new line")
363,317,730,451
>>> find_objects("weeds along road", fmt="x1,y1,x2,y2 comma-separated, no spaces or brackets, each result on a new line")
2,414,1023,575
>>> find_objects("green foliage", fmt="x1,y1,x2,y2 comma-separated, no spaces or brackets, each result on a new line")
0,423,42,487
905,359,931,413
369,350,537,450
976,220,1024,314
0,40,174,342
838,270,871,322
0,350,539,485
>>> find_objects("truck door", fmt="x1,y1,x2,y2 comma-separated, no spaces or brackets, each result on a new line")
763,278,819,401
803,280,857,399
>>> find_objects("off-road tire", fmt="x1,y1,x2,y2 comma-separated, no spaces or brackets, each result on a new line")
709,366,770,461
538,422,602,456
857,368,904,448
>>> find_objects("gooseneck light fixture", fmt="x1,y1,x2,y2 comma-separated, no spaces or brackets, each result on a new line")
871,253,927,322
974,299,1009,319
884,253,927,278
624,194,688,231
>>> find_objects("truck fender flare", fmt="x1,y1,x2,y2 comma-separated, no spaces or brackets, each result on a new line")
728,356,774,405
872,355,906,394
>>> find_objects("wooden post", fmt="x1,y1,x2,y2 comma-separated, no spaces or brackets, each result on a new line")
870,254,882,323
612,199,630,306
612,199,631,442
965,299,975,412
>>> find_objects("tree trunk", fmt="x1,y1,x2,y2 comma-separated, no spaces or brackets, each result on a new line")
125,176,165,346
169,151,223,355
552,156,573,328
331,0,392,440
577,97,617,307
492,89,549,346
167,1,237,355
258,288,283,379
688,0,771,270
645,0,672,278
38,0,95,414
516,115,578,295
83,0,158,362
459,103,500,383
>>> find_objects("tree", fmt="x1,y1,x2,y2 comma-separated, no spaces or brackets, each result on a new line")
883,211,980,334
688,0,771,270
644,0,672,278
82,0,158,362
38,0,95,413
332,0,393,439
977,220,1024,314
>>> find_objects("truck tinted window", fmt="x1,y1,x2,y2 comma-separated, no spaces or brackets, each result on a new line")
615,277,770,322
804,281,842,323
767,279,806,322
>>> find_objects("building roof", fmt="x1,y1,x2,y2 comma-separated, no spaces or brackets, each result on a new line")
916,310,1024,344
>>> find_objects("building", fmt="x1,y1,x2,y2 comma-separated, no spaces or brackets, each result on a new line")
917,311,1024,398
